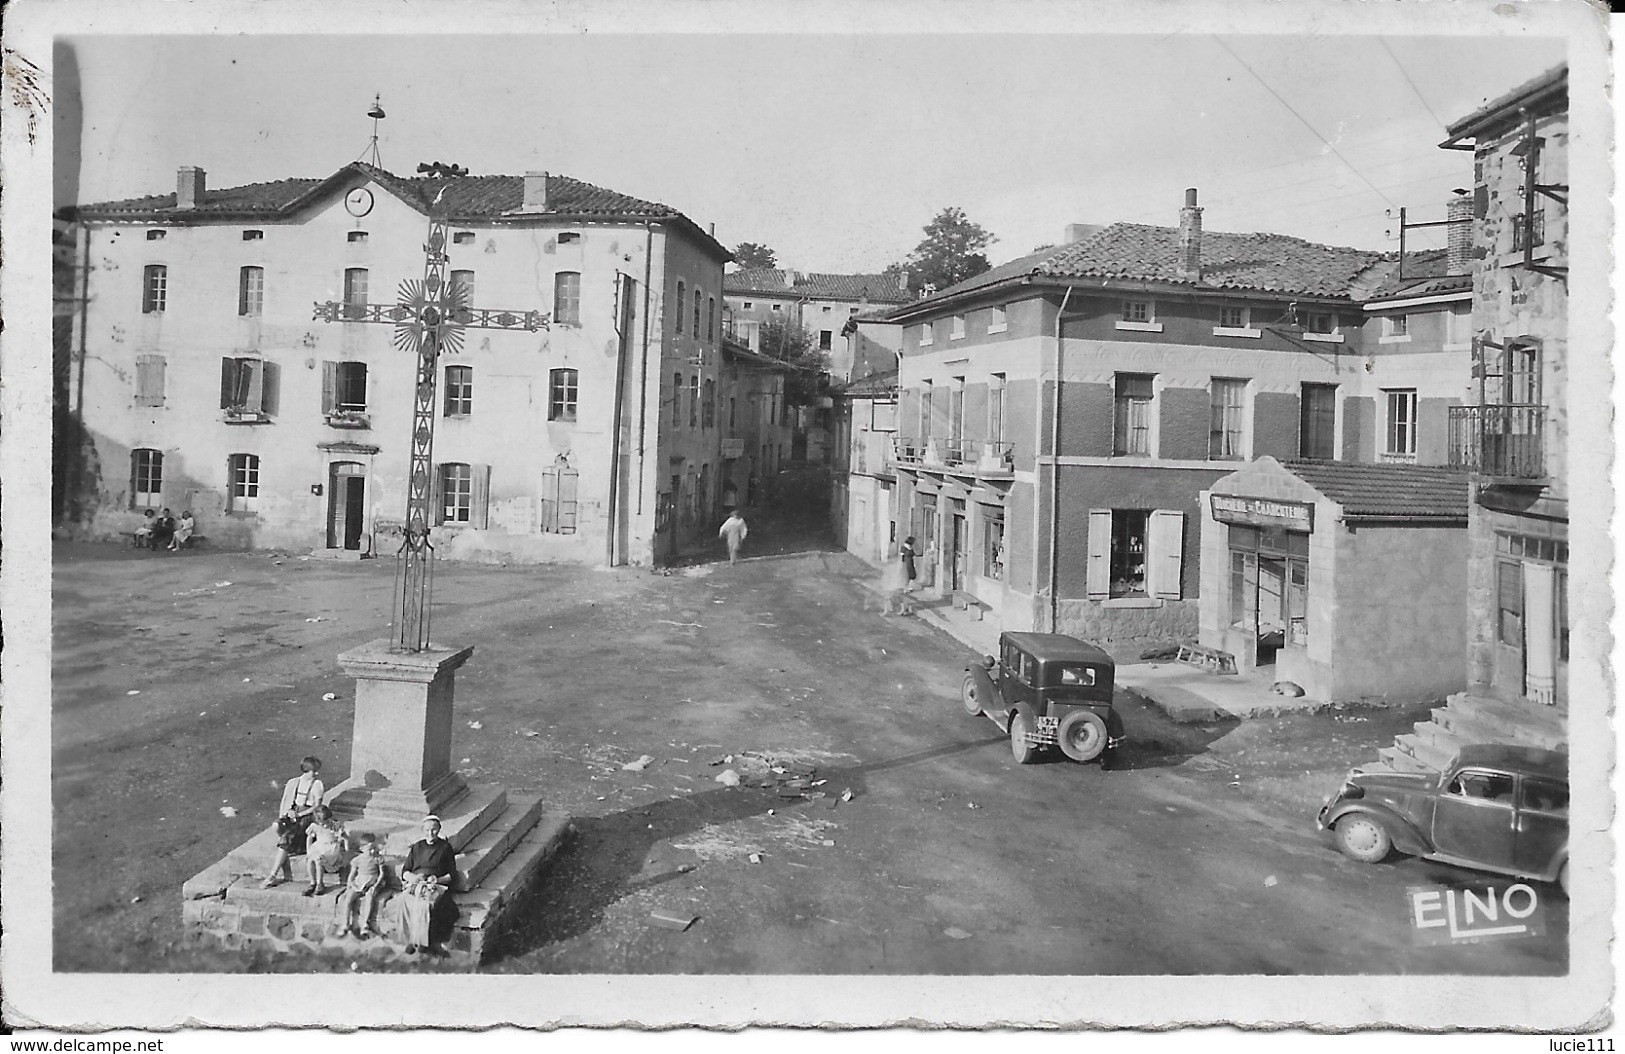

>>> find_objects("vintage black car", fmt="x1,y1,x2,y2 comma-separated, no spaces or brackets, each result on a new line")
1317,744,1569,895
962,632,1124,764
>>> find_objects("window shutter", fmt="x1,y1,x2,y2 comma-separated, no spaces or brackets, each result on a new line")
244,360,265,413
1149,510,1185,600
261,361,280,417
220,358,236,408
356,363,369,411
1086,509,1111,600
539,470,557,532
472,464,491,529
560,468,579,533
321,361,337,414
129,452,139,510
430,465,445,526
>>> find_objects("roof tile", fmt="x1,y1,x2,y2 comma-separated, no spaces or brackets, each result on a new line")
1284,459,1470,519
726,269,911,304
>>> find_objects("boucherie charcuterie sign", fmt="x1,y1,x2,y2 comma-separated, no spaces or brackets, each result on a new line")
1209,494,1315,530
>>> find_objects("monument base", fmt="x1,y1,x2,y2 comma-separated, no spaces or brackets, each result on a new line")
182,790,571,968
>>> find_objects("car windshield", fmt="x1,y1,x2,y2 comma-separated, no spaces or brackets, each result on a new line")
1051,664,1097,687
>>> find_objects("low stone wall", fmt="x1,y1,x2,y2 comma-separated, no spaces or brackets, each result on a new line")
1052,598,1199,642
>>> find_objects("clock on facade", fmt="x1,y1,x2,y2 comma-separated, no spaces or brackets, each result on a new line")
344,187,375,217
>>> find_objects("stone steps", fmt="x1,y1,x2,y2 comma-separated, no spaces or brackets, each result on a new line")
451,793,546,893
1374,691,1568,777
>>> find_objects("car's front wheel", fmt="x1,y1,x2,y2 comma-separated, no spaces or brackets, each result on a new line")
1057,710,1109,762
1335,814,1393,864
961,674,983,717
1009,710,1040,765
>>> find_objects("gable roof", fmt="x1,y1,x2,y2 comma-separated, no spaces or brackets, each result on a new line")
1284,459,1470,522
725,269,912,305
69,162,729,258
883,224,1392,321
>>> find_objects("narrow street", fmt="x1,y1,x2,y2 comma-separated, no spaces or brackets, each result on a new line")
52,519,1565,975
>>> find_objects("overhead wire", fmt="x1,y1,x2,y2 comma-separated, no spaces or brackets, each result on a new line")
1210,36,1399,212
1378,37,1450,134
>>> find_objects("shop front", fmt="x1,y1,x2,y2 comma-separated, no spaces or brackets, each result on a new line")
1199,457,1470,704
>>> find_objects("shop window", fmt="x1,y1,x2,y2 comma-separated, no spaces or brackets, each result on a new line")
135,353,167,406
983,513,1005,581
1086,508,1184,600
130,449,163,509
444,365,473,417
1113,374,1155,456
228,453,260,513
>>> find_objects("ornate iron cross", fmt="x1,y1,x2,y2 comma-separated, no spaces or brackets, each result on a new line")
315,206,548,652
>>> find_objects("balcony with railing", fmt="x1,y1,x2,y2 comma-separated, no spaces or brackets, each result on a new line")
892,436,1015,478
1448,404,1546,480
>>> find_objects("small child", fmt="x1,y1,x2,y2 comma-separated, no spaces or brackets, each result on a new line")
303,805,348,896
339,833,386,938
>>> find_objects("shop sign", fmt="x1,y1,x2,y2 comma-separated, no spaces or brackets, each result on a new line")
1210,494,1314,530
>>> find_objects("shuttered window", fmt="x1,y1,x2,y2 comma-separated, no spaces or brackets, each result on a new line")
135,354,166,406
539,462,580,534
1147,510,1185,600
220,357,280,416
436,462,491,527
238,267,264,317
228,453,260,512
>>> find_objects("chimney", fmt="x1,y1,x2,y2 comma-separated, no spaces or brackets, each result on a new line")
520,171,549,213
783,269,800,287
1177,188,1202,280
1446,191,1474,275
176,166,206,210
1064,223,1103,244
898,270,910,293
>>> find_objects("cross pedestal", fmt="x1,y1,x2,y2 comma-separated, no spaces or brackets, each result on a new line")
326,639,474,827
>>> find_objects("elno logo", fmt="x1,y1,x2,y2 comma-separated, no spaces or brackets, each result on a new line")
1407,883,1547,944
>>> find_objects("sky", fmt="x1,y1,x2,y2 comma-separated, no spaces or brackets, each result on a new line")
56,27,1568,274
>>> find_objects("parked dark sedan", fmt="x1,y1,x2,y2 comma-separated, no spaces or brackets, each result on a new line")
1317,744,1569,895
962,632,1124,764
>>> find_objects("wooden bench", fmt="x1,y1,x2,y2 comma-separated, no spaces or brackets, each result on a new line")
1175,642,1238,675
950,590,991,621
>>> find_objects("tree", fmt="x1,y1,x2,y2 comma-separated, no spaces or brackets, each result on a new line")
732,241,778,271
891,206,996,296
758,315,829,407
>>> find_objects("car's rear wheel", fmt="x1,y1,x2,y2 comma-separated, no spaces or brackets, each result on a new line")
1335,814,1392,864
1057,710,1109,762
1009,710,1040,765
961,674,983,717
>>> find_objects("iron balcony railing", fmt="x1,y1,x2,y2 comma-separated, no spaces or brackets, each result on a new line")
1448,404,1546,479
892,437,1015,475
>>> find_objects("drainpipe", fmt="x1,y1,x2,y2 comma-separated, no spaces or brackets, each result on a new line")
1048,286,1073,633
635,222,654,517
606,272,632,566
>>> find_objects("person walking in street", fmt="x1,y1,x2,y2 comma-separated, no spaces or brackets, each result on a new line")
900,536,918,593
719,509,749,565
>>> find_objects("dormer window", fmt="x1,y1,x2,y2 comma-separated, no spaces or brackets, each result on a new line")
453,232,475,245
347,231,368,243
242,230,264,241
146,230,166,241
